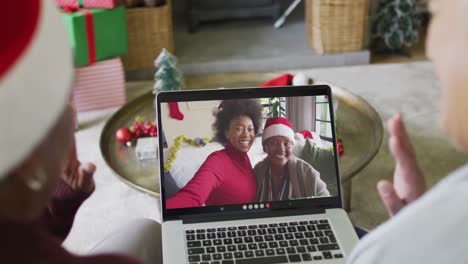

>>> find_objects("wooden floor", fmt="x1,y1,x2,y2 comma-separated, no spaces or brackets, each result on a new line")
370,26,428,64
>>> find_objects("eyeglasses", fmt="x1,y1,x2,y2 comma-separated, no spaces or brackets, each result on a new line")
266,139,293,148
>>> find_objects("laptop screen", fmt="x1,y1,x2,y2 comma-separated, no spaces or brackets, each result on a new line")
157,85,342,220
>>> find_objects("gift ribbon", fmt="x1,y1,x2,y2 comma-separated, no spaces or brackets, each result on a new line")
67,0,88,8
63,7,96,65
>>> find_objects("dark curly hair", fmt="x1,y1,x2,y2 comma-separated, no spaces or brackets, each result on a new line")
213,99,263,144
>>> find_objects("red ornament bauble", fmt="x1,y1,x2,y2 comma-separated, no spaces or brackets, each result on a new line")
337,139,344,156
116,127,133,145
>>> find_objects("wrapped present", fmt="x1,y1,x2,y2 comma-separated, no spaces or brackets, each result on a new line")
72,58,126,112
54,0,124,9
135,137,158,160
61,6,128,67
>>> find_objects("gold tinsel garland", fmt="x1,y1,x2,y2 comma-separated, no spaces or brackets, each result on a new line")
164,135,212,172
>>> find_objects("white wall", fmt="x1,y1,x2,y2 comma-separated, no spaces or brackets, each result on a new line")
160,100,220,148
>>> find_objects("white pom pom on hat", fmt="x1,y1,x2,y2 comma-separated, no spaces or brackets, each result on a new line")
0,0,74,179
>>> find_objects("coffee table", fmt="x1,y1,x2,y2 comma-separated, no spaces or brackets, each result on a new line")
100,72,383,211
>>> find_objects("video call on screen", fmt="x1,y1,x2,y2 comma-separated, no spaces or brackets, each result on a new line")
161,96,338,210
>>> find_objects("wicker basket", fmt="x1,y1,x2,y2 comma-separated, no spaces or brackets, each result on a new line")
122,0,174,70
305,0,368,54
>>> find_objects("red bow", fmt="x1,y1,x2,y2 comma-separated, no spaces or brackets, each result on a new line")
62,6,80,12
62,7,96,65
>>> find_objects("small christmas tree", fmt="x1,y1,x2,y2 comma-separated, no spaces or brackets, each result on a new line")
371,0,421,55
153,49,185,120
153,48,184,94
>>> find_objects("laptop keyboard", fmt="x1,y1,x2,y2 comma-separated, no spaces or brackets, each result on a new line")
185,219,343,264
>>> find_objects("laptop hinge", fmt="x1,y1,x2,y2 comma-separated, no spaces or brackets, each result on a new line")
182,208,326,224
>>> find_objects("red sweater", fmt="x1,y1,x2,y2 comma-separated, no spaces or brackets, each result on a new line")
0,180,141,264
166,143,257,209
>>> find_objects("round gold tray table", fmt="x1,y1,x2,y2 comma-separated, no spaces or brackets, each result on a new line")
100,73,383,211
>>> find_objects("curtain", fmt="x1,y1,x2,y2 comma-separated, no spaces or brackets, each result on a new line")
286,96,316,132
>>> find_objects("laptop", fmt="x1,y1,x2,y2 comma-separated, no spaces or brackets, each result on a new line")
156,85,359,264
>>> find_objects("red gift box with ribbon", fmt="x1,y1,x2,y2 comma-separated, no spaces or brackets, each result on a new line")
54,0,124,9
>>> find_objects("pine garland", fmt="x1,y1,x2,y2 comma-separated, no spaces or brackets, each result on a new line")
164,135,212,172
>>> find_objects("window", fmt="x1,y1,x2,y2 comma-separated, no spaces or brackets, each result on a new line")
315,96,333,141
261,97,286,118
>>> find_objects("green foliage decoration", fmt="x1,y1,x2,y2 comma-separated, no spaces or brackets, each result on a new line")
267,97,286,118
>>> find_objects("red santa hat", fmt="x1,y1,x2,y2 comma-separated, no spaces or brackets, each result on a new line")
0,0,74,179
262,117,295,143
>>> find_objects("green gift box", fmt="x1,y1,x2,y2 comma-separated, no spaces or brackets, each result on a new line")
62,6,128,67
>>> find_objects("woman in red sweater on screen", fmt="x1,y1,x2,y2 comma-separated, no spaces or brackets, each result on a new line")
0,1,142,263
166,99,264,209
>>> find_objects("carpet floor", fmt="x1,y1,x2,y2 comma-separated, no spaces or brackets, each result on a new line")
126,1,370,80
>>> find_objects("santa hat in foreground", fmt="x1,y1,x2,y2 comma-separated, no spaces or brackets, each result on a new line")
0,0,73,179
262,117,295,143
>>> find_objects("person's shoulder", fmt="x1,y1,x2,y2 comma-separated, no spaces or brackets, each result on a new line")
254,158,268,169
290,156,309,166
437,163,468,188
349,165,468,263
205,148,229,160
292,157,318,173
293,156,308,166
199,149,233,172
